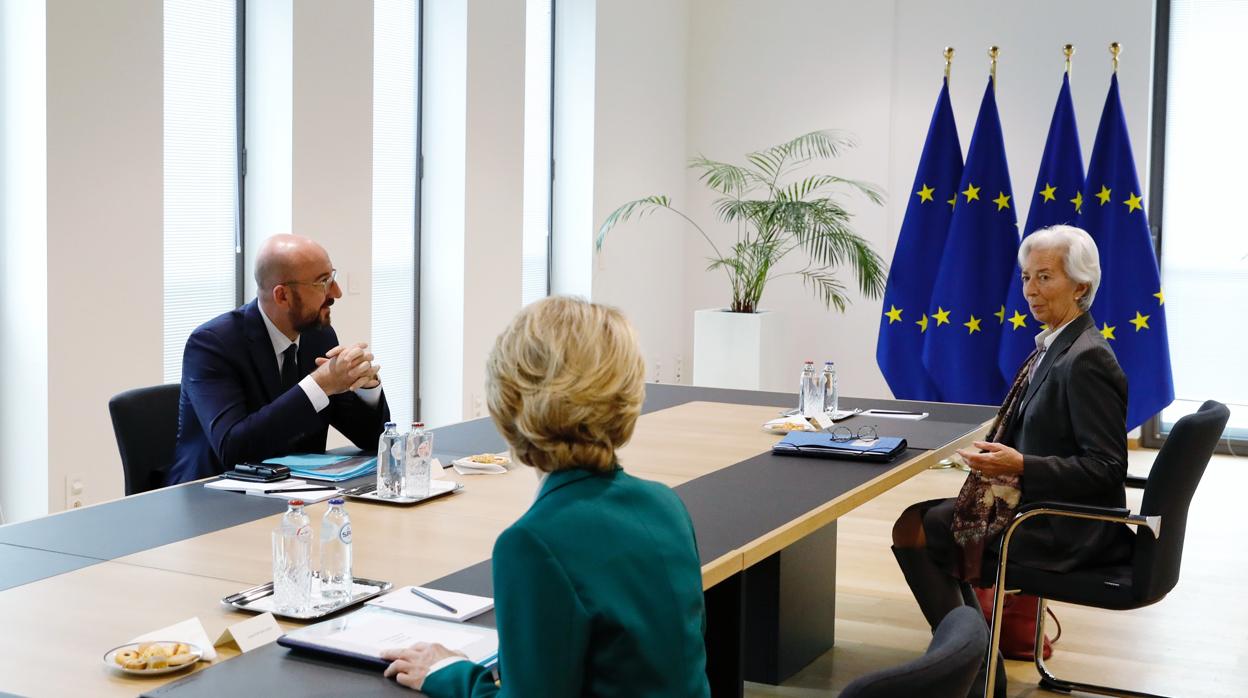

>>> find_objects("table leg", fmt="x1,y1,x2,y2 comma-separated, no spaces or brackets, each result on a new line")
703,571,744,698
743,521,837,685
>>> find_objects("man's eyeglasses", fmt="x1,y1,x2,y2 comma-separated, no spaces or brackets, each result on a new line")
281,269,337,294
829,425,878,443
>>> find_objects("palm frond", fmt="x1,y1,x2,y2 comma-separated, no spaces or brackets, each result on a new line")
778,175,885,205
595,195,671,250
798,271,851,312
689,157,756,196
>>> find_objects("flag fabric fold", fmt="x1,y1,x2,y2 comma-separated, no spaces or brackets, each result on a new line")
922,77,1019,406
999,74,1085,381
876,79,963,401
1076,74,1174,430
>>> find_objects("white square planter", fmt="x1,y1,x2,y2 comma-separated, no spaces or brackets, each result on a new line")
692,308,790,392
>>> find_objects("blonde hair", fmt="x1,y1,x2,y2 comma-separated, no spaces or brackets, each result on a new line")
485,296,646,473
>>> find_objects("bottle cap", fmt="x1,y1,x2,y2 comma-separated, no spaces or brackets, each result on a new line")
384,422,397,429
328,498,344,505
412,422,424,428
289,499,305,506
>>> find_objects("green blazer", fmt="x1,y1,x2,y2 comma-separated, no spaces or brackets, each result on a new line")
421,466,710,698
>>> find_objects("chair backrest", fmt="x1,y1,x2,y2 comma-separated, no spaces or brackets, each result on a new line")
108,384,182,495
1133,400,1229,603
839,606,987,698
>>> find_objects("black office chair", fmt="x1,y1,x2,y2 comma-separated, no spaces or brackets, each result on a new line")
840,606,987,698
108,384,183,495
982,400,1230,698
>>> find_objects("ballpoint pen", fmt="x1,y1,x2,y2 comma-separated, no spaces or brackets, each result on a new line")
264,486,339,494
866,409,924,415
410,587,459,614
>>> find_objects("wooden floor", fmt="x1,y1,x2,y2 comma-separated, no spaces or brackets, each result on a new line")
745,449,1248,697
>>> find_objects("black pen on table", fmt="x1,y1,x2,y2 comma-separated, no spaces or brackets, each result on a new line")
867,409,924,415
265,486,338,494
410,587,459,614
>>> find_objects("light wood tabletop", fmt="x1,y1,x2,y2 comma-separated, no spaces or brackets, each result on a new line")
0,398,988,697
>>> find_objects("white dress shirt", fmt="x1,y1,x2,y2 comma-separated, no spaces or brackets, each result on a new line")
258,304,382,412
1029,316,1075,382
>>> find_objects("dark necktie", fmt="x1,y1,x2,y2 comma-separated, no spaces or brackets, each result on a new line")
281,344,300,392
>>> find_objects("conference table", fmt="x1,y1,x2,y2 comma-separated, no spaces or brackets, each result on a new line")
0,384,995,698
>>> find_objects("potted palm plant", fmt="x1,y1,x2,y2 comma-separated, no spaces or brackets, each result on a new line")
596,130,887,390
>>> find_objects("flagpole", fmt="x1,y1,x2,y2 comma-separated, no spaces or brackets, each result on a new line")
1110,42,1121,73
989,45,999,87
1064,44,1075,74
944,46,954,82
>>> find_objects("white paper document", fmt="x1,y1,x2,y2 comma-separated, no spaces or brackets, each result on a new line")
281,606,498,664
204,477,342,503
367,585,494,623
860,409,929,420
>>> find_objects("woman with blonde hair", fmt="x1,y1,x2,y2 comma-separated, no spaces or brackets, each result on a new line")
383,296,711,697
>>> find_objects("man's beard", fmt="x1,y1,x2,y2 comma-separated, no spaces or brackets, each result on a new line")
292,296,333,333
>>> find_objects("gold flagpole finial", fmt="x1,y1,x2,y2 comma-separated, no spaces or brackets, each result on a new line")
944,47,955,80
989,45,999,86
1110,42,1121,73
1064,44,1075,74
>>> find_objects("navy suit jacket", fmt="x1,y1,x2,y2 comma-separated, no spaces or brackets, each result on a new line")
167,300,389,485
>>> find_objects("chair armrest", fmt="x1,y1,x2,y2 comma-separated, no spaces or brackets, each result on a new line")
1008,501,1160,539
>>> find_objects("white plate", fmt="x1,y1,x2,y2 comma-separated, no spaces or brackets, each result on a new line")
451,453,511,475
103,641,203,676
762,417,817,435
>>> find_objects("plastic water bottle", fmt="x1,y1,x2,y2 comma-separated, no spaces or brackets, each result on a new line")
272,500,312,614
821,361,839,413
319,498,353,601
377,421,405,499
404,422,433,499
799,361,823,417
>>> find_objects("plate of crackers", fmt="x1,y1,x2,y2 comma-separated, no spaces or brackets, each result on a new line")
762,416,817,434
103,641,203,676
451,452,512,475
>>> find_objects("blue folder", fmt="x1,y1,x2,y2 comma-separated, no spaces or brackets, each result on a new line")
772,432,907,463
262,454,377,482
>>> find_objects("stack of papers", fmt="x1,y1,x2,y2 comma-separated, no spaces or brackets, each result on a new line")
367,586,494,623
263,454,377,482
204,478,342,503
277,605,498,668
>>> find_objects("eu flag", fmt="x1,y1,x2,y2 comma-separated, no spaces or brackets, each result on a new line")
922,77,1018,405
1076,74,1174,430
876,79,963,400
999,74,1084,381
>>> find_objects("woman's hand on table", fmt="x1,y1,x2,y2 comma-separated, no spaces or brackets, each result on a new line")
381,642,466,690
957,441,1024,477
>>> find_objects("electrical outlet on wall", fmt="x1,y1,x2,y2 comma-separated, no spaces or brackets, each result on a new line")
64,474,85,510
471,392,485,418
674,355,683,384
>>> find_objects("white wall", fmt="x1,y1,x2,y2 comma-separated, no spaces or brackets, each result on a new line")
589,0,690,384
0,0,49,523
591,0,1154,398
45,0,165,512
293,0,374,356
461,0,525,418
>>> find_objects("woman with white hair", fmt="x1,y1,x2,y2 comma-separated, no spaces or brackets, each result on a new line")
890,225,1133,697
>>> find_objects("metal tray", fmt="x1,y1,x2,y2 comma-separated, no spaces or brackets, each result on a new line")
222,577,393,621
341,478,462,505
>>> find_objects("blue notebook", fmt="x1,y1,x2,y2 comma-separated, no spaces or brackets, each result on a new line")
262,454,377,482
772,432,907,463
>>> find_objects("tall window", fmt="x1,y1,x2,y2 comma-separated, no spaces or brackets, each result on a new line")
372,0,420,425
1152,0,1248,447
163,0,240,383
521,0,554,305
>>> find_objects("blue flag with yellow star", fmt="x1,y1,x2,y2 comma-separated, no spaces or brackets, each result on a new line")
876,78,963,400
922,77,1018,405
1076,74,1174,430
999,73,1084,382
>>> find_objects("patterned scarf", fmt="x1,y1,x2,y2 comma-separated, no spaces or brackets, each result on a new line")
950,347,1041,584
